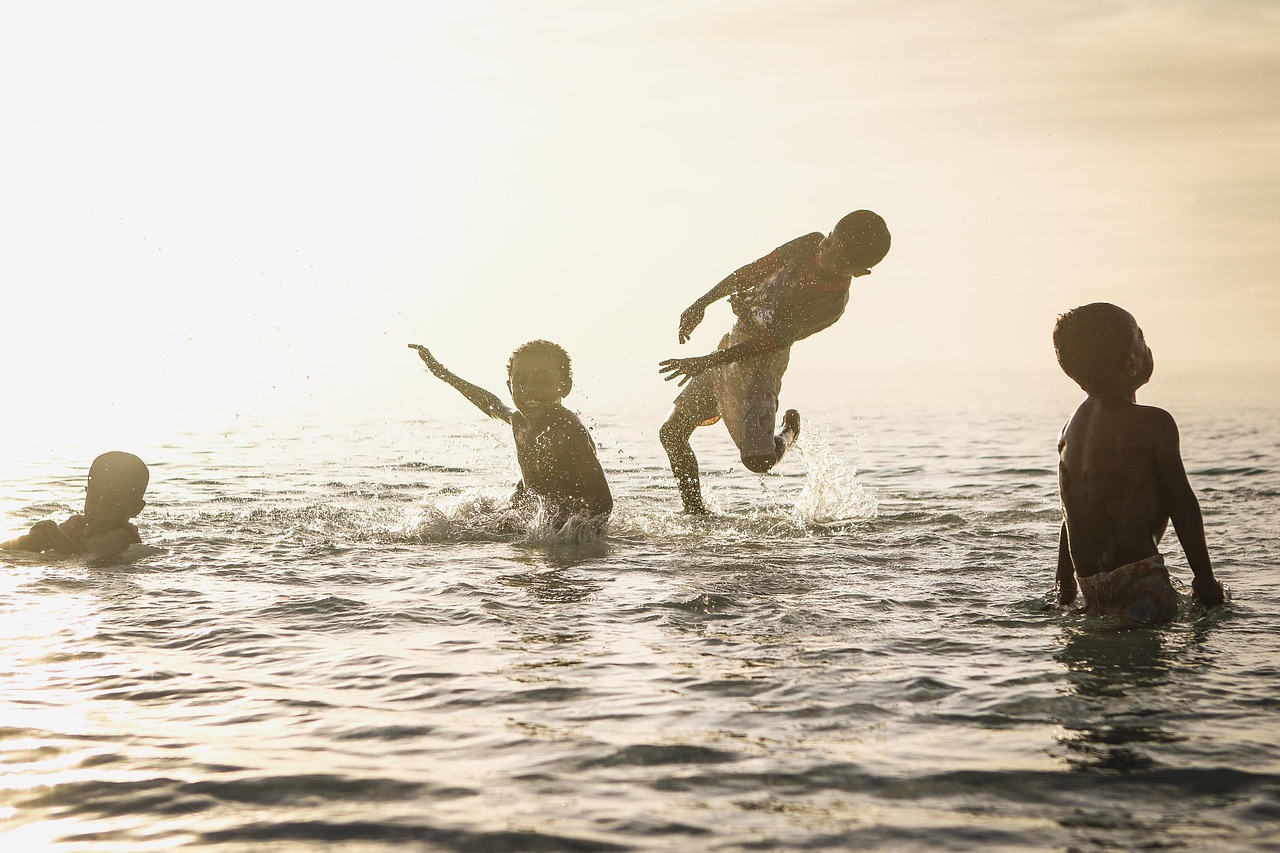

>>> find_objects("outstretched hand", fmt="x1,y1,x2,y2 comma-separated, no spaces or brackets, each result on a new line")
659,354,713,386
678,304,705,344
407,343,448,378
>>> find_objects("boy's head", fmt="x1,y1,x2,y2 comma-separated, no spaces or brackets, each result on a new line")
507,340,572,411
817,209,891,277
1053,303,1153,395
84,451,149,532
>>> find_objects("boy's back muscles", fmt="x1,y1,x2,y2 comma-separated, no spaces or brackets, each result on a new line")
1060,402,1173,575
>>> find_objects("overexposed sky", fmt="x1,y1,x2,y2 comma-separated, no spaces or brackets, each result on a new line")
3,0,1278,436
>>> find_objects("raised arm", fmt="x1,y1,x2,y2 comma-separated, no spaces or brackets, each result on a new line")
408,344,513,424
1150,409,1222,607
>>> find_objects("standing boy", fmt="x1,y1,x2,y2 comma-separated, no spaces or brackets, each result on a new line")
1052,303,1225,625
2,451,150,560
409,340,613,526
658,210,891,514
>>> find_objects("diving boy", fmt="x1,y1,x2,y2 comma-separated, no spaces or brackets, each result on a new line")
658,209,891,513
2,451,150,560
1052,303,1224,626
408,340,613,526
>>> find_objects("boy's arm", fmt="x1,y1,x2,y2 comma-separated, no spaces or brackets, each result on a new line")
659,333,785,386
82,527,141,561
676,240,803,344
678,271,739,344
559,418,613,517
1150,409,1223,607
1055,522,1077,606
408,344,513,424
1,519,80,553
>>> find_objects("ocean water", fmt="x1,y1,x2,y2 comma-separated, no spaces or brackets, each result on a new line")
2,367,1278,852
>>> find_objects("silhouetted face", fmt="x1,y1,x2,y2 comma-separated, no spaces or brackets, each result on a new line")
508,352,568,414
1125,319,1154,391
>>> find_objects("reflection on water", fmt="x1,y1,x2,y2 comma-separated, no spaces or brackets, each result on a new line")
1052,620,1218,774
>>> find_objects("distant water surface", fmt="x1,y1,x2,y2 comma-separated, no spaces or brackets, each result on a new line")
2,367,1278,851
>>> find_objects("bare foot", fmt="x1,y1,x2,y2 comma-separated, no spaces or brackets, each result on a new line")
782,408,801,440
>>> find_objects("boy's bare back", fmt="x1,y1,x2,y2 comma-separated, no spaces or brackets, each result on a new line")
1059,398,1193,575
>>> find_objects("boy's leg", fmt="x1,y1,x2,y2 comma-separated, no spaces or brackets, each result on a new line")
738,404,800,473
660,372,719,514
713,335,792,473
771,408,802,468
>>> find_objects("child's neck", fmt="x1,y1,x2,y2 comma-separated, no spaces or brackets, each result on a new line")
1088,389,1137,404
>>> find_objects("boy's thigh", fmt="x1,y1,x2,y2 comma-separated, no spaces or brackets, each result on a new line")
714,348,790,457
668,369,721,428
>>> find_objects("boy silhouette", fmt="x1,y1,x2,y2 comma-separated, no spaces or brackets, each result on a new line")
3,451,150,560
658,210,891,513
1052,303,1224,626
409,341,612,526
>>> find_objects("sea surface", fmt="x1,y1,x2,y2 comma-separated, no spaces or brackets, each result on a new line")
3,367,1278,852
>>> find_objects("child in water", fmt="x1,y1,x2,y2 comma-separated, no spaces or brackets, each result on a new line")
1052,303,1225,626
658,210,891,514
408,341,613,527
3,451,150,560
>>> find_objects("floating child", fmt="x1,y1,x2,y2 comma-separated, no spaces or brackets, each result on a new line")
408,341,612,528
2,451,150,560
1052,303,1225,626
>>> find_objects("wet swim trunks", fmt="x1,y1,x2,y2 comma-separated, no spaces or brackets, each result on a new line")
1078,554,1180,627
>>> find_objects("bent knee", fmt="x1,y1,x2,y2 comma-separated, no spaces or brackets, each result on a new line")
658,420,682,445
742,453,776,473
659,419,693,450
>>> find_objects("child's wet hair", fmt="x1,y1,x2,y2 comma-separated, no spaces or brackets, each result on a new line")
832,210,891,270
1052,302,1136,391
88,451,150,497
507,340,572,381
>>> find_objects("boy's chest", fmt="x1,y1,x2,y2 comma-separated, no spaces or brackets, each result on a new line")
512,417,565,459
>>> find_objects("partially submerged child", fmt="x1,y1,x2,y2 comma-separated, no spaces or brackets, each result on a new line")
2,451,150,560
657,210,891,514
1052,303,1224,626
408,340,613,528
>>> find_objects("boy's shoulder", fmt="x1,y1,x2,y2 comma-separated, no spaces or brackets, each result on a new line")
775,232,823,258
58,514,90,541
546,404,592,435
1120,401,1178,435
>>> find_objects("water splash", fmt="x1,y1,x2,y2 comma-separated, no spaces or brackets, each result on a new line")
792,425,878,526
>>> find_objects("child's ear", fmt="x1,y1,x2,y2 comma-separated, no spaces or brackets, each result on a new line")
130,499,146,519
560,376,573,398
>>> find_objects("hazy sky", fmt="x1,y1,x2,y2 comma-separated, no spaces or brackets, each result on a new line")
3,0,1278,438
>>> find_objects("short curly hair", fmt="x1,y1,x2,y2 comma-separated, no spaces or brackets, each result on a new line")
507,339,572,381
1052,303,1136,392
